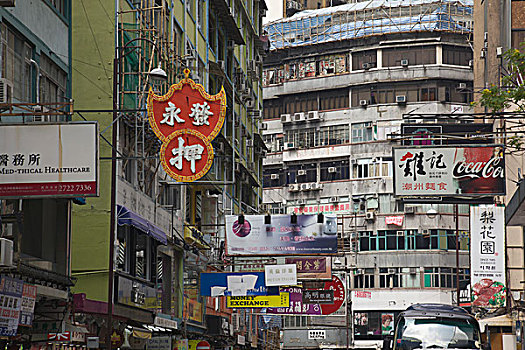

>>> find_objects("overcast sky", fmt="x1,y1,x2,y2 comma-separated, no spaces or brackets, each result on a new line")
263,0,283,24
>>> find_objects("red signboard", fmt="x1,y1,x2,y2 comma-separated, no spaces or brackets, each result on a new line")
48,332,70,341
385,215,404,226
148,69,226,182
320,275,345,315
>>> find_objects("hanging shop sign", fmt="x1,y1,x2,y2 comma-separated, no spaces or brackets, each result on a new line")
393,146,505,197
266,275,345,316
227,293,290,308
19,283,36,327
0,122,99,198
147,69,226,182
285,257,332,280
302,290,334,304
225,214,338,256
470,205,506,308
385,215,404,226
200,271,279,297
265,264,297,286
0,276,23,336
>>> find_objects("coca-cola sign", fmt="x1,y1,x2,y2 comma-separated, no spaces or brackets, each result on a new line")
394,146,505,197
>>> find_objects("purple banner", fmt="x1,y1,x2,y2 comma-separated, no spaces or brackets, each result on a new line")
266,287,322,315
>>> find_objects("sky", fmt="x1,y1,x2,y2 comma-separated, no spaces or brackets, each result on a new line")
263,0,283,24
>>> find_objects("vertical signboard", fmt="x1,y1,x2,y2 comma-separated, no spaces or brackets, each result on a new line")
0,276,23,336
19,283,36,326
470,205,506,308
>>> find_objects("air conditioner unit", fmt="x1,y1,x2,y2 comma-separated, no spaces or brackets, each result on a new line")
300,183,311,191
297,170,306,176
457,83,467,89
468,59,473,67
311,183,323,190
307,110,320,120
409,267,418,275
400,59,409,67
365,211,375,220
329,196,339,203
396,230,404,236
405,205,415,214
0,78,13,104
281,114,291,123
0,238,14,267
284,142,295,150
32,114,52,122
246,139,254,147
362,62,371,70
260,123,268,130
297,199,306,206
388,268,396,274
359,99,368,107
271,174,279,180
355,269,364,275
328,167,337,173
396,95,406,104
288,184,300,192
421,229,429,235
293,112,305,122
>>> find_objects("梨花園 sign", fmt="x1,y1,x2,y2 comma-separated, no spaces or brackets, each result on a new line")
470,205,506,308
0,123,98,198
226,293,290,308
225,214,338,256
393,146,505,197
147,69,226,182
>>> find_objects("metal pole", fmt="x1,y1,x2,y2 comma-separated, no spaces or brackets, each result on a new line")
106,53,118,350
455,203,460,306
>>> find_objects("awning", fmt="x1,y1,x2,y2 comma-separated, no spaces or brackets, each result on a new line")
477,314,513,332
117,205,167,245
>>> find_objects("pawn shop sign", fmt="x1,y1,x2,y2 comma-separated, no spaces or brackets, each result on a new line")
148,69,226,182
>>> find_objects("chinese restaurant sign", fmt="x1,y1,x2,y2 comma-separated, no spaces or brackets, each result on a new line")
470,205,506,308
147,69,226,182
225,214,338,256
393,146,505,197
285,257,332,279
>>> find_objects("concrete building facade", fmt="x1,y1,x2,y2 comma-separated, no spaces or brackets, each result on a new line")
262,1,475,349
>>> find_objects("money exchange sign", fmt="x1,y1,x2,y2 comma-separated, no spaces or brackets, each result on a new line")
147,69,226,182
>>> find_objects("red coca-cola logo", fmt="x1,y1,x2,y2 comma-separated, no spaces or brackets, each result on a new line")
452,156,504,179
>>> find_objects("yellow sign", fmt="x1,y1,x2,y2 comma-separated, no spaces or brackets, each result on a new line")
227,293,290,308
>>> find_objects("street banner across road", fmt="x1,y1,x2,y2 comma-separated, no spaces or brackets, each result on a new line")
225,214,338,256
470,205,506,308
393,145,505,197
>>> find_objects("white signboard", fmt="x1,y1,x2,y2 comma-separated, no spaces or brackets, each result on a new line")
147,336,172,350
308,330,326,340
0,122,99,198
470,205,506,308
154,316,178,330
393,146,505,196
87,337,99,348
237,335,246,345
265,264,297,286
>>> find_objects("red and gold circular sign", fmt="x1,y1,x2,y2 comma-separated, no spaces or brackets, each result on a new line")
160,129,214,182
147,69,226,182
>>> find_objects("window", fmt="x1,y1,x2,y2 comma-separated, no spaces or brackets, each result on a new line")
283,316,310,328
1,24,33,102
287,164,317,184
354,268,375,288
420,88,436,101
284,128,318,149
263,168,285,188
117,225,158,282
351,122,374,143
354,311,400,340
45,0,67,18
263,134,284,153
40,54,67,103
382,46,436,67
318,124,350,146
423,268,469,288
320,160,350,181
352,159,389,179
352,50,376,70
209,14,217,54
442,45,472,66
197,0,205,30
186,0,195,19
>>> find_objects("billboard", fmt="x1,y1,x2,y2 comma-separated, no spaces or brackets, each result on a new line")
225,214,338,256
266,275,345,316
470,205,506,308
393,145,505,197
285,257,332,279
200,272,279,297
0,122,98,198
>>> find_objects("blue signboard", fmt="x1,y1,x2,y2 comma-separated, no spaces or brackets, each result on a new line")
200,272,279,297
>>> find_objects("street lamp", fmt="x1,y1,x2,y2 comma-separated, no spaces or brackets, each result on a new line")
107,38,166,350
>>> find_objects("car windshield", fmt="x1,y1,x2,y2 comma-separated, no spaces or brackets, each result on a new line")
395,317,481,350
